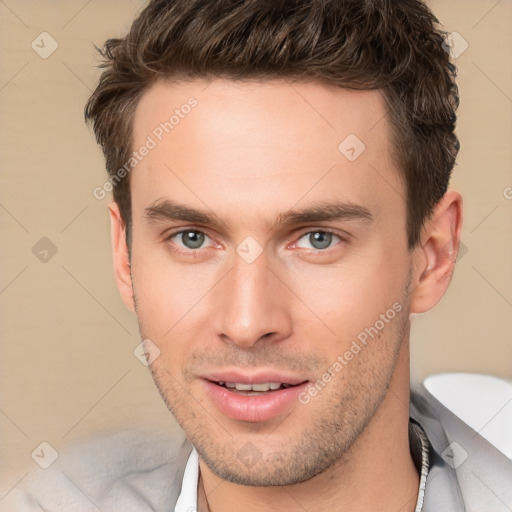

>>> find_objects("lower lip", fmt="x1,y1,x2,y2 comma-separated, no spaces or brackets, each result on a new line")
203,380,308,422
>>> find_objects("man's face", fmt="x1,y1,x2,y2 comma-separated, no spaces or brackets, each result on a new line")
127,79,414,485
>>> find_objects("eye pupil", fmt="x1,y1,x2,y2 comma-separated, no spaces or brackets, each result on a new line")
182,231,205,249
309,231,332,250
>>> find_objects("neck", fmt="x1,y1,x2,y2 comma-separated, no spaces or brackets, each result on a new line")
197,343,419,512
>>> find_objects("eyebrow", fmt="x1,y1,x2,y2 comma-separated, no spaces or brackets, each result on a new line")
144,199,374,230
145,199,224,229
275,202,373,227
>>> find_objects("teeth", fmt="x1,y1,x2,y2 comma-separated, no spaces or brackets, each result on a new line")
221,382,286,391
251,383,271,392
234,383,253,391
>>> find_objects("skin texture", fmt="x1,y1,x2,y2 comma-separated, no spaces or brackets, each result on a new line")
109,79,463,512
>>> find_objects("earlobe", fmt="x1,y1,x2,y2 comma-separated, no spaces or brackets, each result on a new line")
410,190,463,314
109,201,135,312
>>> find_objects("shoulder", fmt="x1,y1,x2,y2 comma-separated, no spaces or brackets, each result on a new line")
411,376,512,511
2,428,192,512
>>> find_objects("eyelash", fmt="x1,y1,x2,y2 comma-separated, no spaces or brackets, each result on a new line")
164,228,346,254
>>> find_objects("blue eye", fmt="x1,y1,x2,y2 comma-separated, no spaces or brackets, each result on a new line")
296,231,341,250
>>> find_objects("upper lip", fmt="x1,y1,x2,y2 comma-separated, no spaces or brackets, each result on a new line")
202,369,309,386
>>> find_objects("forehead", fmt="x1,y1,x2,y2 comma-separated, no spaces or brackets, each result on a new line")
130,79,403,228
133,79,391,154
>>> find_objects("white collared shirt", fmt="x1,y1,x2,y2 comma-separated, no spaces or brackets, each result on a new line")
174,448,199,512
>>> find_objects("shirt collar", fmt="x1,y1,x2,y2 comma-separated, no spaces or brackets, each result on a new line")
174,448,199,512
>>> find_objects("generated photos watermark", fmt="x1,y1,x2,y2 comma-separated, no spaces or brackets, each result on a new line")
93,97,198,200
298,301,403,404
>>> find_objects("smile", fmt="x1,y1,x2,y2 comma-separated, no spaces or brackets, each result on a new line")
203,376,310,422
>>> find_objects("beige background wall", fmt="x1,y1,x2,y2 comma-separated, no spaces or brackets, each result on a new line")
1,0,511,498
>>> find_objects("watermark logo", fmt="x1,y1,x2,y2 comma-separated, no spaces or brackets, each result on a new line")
455,241,468,262
32,237,58,263
133,339,160,366
338,134,366,162
442,32,468,59
236,442,262,467
441,239,468,264
31,441,59,469
441,441,468,469
236,236,264,264
31,32,58,59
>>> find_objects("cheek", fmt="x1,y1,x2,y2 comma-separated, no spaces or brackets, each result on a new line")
130,246,221,341
284,256,405,345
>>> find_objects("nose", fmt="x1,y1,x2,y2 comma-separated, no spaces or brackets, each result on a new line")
214,250,293,349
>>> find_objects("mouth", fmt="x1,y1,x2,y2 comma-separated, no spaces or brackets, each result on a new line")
201,372,310,422
211,380,303,396
213,381,298,396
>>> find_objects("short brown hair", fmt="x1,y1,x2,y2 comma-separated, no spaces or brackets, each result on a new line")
85,0,459,248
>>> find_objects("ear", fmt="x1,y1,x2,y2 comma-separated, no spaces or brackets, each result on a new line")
410,190,463,314
109,201,135,312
